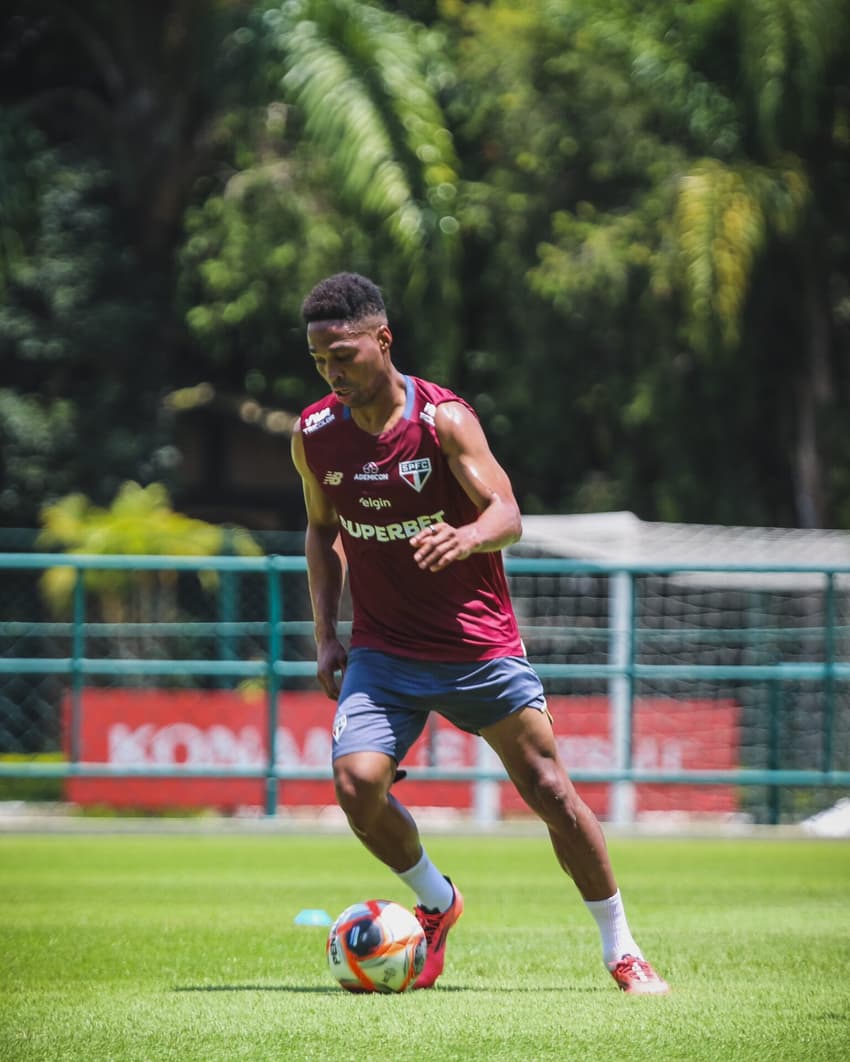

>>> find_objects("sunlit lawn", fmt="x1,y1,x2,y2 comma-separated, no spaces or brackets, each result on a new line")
1,830,848,1061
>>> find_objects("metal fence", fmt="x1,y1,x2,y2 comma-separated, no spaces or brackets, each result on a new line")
1,551,849,824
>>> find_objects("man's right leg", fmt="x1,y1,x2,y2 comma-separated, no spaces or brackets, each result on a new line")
333,751,463,987
333,750,422,871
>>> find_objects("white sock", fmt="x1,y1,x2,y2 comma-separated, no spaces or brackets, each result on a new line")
584,890,642,967
395,849,454,912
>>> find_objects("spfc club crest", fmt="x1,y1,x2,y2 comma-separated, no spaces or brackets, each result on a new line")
398,458,432,493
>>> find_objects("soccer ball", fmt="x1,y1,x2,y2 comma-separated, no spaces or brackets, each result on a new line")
326,899,427,993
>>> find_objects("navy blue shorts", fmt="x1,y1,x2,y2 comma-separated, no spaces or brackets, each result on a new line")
331,648,547,763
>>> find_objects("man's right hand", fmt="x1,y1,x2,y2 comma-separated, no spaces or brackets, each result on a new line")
316,638,348,699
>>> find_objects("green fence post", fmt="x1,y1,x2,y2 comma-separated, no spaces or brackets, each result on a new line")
822,572,836,773
217,529,237,689
70,565,85,764
628,575,637,765
265,559,282,817
767,678,783,825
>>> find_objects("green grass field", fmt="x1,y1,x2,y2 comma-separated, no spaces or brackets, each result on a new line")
1,828,848,1061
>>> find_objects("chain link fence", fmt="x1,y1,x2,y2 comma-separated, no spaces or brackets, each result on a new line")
1,546,849,823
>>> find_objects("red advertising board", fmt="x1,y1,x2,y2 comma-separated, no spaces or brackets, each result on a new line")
64,690,739,817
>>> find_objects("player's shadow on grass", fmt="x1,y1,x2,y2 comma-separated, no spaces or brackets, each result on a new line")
174,985,338,994
173,984,599,994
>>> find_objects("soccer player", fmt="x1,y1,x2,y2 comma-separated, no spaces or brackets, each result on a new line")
291,272,669,995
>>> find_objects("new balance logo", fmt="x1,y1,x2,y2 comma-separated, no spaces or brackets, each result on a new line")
323,471,343,486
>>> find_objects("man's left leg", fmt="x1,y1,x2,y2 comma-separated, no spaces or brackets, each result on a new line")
480,707,669,994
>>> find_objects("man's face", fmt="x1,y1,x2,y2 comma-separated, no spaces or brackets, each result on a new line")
306,318,392,408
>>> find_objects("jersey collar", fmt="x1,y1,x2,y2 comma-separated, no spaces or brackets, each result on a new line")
341,375,414,421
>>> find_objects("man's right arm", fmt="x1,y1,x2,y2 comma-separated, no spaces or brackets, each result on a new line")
291,422,348,698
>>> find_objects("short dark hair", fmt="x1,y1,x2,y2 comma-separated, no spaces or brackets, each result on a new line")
301,273,387,324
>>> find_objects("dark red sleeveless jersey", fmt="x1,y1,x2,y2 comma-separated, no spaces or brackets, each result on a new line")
299,375,524,661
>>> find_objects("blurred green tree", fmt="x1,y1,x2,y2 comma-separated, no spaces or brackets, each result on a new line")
444,0,850,526
177,0,462,409
0,1,251,523
2,0,848,532
671,0,850,527
1,1,462,531
0,146,171,524
38,481,260,660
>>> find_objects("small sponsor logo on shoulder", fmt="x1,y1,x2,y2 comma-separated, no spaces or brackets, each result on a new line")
420,401,436,426
399,458,432,493
303,407,334,435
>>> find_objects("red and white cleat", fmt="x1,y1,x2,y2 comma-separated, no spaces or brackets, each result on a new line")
608,954,670,995
412,880,464,989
